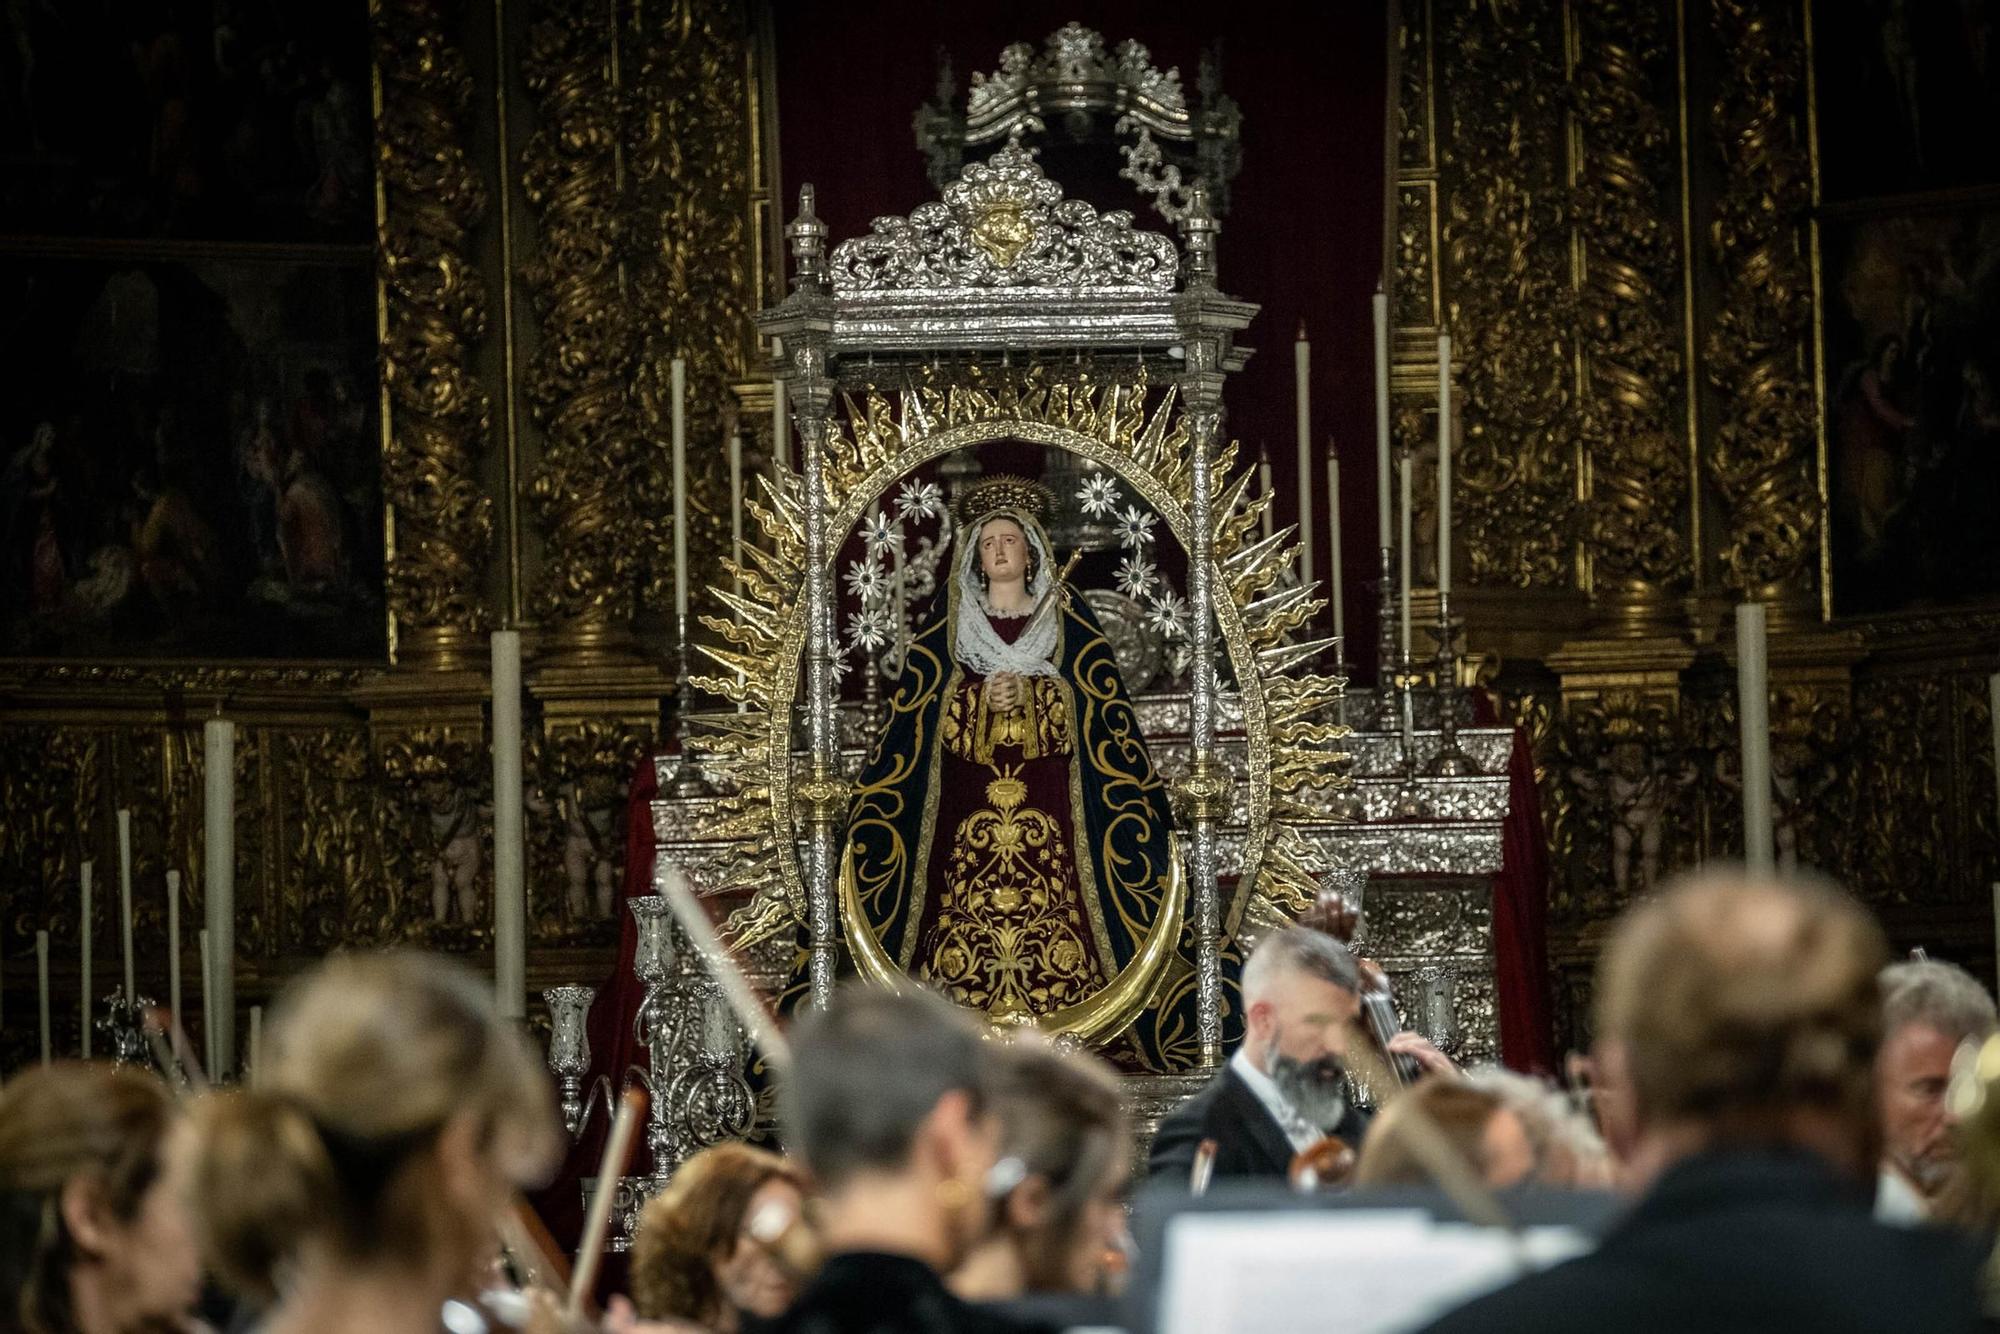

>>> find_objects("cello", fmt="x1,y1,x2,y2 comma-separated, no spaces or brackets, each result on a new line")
1286,883,1424,1190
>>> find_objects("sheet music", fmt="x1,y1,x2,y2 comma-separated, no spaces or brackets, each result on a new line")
1158,1210,1592,1334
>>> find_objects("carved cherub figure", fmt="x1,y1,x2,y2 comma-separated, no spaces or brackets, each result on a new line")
1572,735,1693,900
423,778,484,925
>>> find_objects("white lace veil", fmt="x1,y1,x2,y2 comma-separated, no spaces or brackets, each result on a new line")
952,510,1062,678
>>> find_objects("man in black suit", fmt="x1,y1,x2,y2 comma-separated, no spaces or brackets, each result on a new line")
1421,871,1986,1334
1147,926,1451,1183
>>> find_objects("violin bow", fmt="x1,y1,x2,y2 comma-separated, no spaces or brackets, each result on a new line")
657,857,793,1076
566,1086,648,1320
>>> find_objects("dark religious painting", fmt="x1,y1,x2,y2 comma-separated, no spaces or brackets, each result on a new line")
0,1,370,241
1812,0,2000,202
0,257,385,658
1823,205,2000,616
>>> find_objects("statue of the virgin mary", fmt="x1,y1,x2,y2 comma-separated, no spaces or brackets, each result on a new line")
839,474,1183,1043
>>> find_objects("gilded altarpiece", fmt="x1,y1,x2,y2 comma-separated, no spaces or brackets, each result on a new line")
0,0,766,1071
1403,0,2000,1056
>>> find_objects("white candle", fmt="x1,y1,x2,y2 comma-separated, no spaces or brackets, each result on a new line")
1259,454,1275,541
773,375,791,472
1327,446,1346,645
36,930,50,1066
1294,322,1314,588
79,860,91,1058
1399,450,1414,664
1437,334,1453,597
729,430,745,598
491,630,526,1019
117,808,135,1002
197,928,212,1079
166,870,182,1028
203,718,236,1078
1737,603,1774,873
671,356,689,621
1373,291,1392,542
248,1005,263,1087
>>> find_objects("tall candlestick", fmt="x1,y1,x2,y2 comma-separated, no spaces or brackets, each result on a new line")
1399,451,1414,663
166,870,182,1028
1737,603,1774,873
1258,453,1275,541
1373,291,1392,541
198,928,212,1078
1327,443,1345,645
203,718,235,1078
491,630,526,1019
1436,333,1453,596
1294,322,1314,588
116,808,135,1002
671,357,689,621
36,930,50,1066
79,860,91,1058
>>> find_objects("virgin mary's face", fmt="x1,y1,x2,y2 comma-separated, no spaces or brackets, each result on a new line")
979,518,1029,584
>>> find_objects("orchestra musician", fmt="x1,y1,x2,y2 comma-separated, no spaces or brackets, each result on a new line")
1146,926,1452,1183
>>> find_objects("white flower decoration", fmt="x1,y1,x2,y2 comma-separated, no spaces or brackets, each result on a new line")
861,512,904,556
1146,592,1190,640
1115,555,1158,598
1077,473,1122,518
895,480,945,522
844,559,886,600
1116,505,1158,548
846,607,890,651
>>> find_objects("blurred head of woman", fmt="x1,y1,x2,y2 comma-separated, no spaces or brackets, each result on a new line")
951,1037,1130,1302
0,1062,202,1334
630,1142,808,1332
189,951,562,1329
1353,1079,1537,1190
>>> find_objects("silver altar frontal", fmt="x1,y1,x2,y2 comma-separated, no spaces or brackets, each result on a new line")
626,134,1514,1176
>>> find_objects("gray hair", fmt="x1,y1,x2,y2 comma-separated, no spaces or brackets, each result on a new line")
1881,960,1998,1045
1464,1065,1610,1185
1241,927,1361,1005
781,984,992,1188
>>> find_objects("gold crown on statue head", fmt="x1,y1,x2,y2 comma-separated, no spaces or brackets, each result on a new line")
955,475,1055,528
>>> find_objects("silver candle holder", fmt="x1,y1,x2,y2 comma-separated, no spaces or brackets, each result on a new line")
1425,590,1477,776
542,983,599,1137
1373,545,1401,731
1392,659,1429,820
666,614,715,798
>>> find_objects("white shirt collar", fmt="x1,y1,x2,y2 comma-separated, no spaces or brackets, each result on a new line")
1875,1164,1930,1225
1229,1046,1324,1153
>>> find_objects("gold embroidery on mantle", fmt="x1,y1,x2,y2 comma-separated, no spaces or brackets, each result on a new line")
941,677,1073,764
921,766,1103,1022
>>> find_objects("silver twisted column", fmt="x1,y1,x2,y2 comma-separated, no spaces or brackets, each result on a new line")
1175,187,1229,1068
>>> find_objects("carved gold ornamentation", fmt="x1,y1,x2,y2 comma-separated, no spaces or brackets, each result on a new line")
1704,0,1818,604
373,0,493,666
1572,0,1691,621
1437,0,1577,590
623,0,754,618
520,2,643,648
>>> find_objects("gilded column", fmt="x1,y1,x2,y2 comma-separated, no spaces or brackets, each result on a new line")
623,0,754,621
1704,0,1818,610
1436,0,1578,592
372,0,494,668
520,2,643,656
1571,0,1692,628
